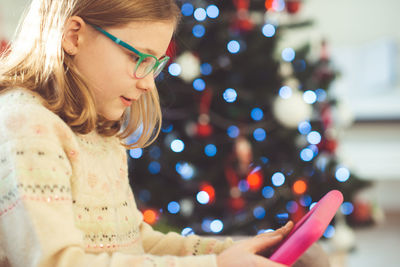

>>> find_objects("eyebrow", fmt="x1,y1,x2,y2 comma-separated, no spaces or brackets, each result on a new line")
136,47,166,59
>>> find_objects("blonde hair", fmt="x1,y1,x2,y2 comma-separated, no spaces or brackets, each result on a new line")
0,0,181,149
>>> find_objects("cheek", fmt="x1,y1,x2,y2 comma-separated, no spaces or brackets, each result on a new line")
74,43,133,91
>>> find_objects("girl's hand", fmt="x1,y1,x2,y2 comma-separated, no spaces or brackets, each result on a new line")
217,221,294,267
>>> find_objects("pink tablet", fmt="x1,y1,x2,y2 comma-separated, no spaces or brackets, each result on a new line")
269,190,344,266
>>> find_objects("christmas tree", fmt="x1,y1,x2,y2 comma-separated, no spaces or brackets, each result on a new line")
127,0,370,236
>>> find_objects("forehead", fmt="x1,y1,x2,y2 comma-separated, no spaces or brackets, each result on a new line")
106,21,175,58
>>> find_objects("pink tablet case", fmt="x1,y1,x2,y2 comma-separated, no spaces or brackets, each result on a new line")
269,190,344,266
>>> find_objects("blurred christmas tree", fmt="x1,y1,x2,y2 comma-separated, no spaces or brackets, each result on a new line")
127,0,371,236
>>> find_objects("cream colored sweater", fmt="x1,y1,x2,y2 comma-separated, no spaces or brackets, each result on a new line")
0,88,234,267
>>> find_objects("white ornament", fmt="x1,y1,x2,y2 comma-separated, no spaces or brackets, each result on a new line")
180,198,194,217
331,221,356,252
332,100,355,129
279,62,294,78
175,51,201,82
273,90,312,128
283,77,300,90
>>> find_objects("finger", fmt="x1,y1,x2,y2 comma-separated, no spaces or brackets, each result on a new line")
275,221,294,236
249,232,284,253
252,254,288,267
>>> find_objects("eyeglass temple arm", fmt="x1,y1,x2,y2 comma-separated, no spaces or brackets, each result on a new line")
92,25,142,56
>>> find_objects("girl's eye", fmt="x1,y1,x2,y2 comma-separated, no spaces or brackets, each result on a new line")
131,54,140,62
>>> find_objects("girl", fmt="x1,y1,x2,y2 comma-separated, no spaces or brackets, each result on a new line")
0,0,297,266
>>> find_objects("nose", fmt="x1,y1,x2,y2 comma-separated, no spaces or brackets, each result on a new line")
136,73,156,93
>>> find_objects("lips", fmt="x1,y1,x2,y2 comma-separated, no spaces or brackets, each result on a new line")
120,96,133,106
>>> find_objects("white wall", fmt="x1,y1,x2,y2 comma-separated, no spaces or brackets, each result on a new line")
281,0,400,120
0,0,28,40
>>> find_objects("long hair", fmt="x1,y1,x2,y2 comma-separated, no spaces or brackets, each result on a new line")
0,0,181,149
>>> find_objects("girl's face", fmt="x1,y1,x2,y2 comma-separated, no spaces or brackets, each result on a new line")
70,19,175,121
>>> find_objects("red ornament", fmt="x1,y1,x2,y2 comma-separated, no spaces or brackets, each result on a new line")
0,39,10,56
285,0,302,14
196,123,213,138
246,167,263,191
350,200,372,225
196,89,214,138
200,183,216,203
166,40,177,62
231,0,254,32
229,197,245,211
318,138,337,154
291,202,306,223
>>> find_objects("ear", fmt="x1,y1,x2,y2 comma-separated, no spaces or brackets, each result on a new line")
62,16,87,55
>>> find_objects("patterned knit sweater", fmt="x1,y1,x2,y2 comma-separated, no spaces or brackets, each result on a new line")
0,88,234,267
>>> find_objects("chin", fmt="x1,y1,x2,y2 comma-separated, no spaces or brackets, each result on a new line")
99,111,124,122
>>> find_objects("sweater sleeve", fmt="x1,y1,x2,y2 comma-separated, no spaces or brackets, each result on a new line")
0,103,221,267
138,219,235,256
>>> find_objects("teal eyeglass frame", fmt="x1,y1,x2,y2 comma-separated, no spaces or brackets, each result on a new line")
90,24,170,79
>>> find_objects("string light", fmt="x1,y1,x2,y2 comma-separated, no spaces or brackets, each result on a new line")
293,180,307,195
298,121,312,135
194,8,207,21
307,131,322,145
197,191,210,204
253,206,266,219
167,201,180,214
181,227,195,236
193,78,206,91
201,219,212,232
210,219,224,233
262,24,276,37
200,63,213,75
227,40,240,54
271,172,285,187
143,209,158,225
129,148,143,159
148,161,161,174
238,180,250,192
168,63,181,76
300,195,312,207
204,144,217,157
279,85,292,99
206,5,219,19
316,88,327,102
223,88,237,103
192,24,206,38
251,108,264,121
286,201,298,213
171,139,185,152
253,128,267,142
262,186,275,198
323,225,335,238
227,125,240,138
175,162,194,180
336,167,350,182
282,48,295,62
247,169,263,190
200,184,215,203
340,202,354,215
303,90,317,104
161,124,173,133
300,148,314,162
181,3,194,16
309,202,317,210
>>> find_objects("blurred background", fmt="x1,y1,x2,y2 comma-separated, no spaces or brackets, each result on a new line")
1,0,399,266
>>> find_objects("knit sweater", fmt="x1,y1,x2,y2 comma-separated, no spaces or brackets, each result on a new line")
0,88,234,267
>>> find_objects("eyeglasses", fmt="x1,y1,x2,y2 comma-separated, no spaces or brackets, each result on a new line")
90,24,170,79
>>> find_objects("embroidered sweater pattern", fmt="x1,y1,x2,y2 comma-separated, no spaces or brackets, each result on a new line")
0,88,234,267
